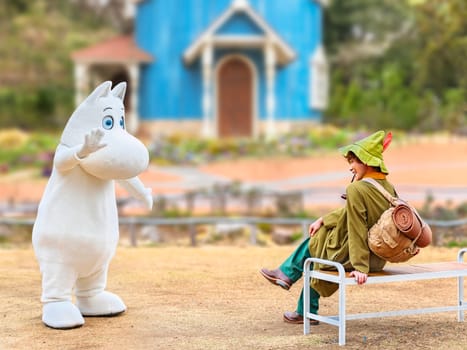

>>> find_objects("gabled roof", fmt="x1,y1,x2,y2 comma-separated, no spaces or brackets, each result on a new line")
183,0,295,65
71,35,153,64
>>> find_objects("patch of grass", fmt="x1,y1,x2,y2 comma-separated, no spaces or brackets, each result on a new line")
446,240,467,248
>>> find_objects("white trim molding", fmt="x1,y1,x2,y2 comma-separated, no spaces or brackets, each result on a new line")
127,63,140,134
74,63,88,107
309,45,329,110
183,0,295,66
201,42,214,137
264,42,277,139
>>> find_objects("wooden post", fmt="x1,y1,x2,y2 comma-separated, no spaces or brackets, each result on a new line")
189,223,197,246
250,223,257,245
129,219,137,247
302,221,309,239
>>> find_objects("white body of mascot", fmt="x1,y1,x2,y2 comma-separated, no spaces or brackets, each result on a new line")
32,81,153,329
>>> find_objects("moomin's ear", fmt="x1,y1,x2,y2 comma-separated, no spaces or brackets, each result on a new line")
85,81,112,104
111,82,127,100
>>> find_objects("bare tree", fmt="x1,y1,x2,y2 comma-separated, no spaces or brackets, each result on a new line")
70,0,134,33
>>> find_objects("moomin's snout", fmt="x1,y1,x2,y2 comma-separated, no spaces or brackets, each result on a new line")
80,129,149,180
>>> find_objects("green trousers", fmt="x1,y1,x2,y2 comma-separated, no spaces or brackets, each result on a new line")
279,237,320,316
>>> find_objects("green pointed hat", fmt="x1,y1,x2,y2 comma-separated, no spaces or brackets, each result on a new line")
339,130,389,174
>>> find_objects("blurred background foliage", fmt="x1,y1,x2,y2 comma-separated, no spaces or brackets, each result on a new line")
0,0,465,133
0,124,355,170
147,124,353,165
0,0,124,130
324,0,467,133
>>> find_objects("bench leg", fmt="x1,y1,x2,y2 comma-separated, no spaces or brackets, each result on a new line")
458,248,466,322
338,282,346,346
459,274,464,322
303,259,312,335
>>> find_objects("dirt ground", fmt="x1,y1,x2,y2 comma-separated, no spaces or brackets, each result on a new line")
0,245,466,350
1,135,467,349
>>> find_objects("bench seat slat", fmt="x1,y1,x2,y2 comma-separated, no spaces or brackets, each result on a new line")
317,262,467,278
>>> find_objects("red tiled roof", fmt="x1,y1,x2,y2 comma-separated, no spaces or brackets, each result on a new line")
71,35,153,64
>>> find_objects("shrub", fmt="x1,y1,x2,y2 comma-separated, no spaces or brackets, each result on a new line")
0,130,58,172
0,129,29,149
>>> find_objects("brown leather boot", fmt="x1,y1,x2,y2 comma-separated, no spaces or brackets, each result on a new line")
283,311,319,325
259,268,293,290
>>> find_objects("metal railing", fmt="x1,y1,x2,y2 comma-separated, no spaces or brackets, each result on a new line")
1,215,466,247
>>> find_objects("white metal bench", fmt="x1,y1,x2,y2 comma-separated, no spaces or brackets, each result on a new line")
303,248,467,346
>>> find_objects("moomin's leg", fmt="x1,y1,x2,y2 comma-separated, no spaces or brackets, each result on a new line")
40,262,84,329
75,265,126,316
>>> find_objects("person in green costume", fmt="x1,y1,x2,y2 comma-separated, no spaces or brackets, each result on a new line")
260,130,395,324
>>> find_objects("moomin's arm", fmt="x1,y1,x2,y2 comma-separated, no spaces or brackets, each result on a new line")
117,177,153,210
54,128,107,172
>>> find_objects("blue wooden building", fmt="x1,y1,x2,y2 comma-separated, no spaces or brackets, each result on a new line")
72,0,328,139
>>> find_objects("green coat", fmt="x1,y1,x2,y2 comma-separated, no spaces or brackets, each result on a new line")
309,178,396,296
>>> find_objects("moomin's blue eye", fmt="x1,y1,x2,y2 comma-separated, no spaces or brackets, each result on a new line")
119,116,125,129
102,116,114,130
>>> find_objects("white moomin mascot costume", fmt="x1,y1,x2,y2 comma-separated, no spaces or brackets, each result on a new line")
32,81,153,329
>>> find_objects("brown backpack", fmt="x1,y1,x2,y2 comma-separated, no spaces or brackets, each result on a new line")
364,178,432,263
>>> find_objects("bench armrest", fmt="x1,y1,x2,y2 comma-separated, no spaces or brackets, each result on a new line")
459,248,467,263
304,257,346,282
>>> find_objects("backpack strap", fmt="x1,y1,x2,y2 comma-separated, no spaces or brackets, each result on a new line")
362,178,399,206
